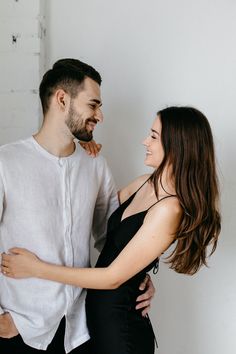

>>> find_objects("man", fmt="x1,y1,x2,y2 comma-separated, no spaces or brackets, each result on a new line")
0,59,154,353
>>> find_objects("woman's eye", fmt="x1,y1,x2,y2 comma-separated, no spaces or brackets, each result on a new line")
151,135,157,139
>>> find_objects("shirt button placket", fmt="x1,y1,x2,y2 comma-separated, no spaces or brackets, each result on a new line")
64,160,74,309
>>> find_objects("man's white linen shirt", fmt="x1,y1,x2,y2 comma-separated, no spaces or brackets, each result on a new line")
0,137,118,353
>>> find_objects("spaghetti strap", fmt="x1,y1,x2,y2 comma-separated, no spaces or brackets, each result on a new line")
147,194,177,211
134,175,152,194
120,176,151,207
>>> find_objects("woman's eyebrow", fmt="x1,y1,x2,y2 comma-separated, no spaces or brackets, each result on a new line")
151,129,160,136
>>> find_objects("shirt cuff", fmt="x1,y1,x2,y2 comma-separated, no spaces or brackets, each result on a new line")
0,306,5,315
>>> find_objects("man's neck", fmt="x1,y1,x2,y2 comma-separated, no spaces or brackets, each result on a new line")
34,122,75,158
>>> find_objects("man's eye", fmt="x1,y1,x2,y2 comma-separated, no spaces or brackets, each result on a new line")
89,104,96,109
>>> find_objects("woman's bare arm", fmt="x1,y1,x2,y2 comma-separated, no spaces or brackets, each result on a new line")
1,198,182,290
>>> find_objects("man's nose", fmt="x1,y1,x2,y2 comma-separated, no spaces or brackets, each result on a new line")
95,108,103,122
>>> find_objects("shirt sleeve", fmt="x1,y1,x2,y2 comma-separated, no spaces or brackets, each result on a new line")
92,159,119,252
0,172,5,314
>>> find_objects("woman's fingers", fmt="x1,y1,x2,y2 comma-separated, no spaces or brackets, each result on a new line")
79,140,102,157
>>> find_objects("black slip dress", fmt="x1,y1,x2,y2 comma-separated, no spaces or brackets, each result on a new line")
86,180,174,354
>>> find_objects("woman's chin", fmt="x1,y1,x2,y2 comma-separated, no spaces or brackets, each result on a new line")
144,158,154,168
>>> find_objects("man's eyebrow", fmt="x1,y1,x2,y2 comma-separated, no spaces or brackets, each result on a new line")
89,99,102,106
151,129,160,135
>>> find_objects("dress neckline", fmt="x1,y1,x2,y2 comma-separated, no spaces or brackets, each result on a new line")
120,178,176,223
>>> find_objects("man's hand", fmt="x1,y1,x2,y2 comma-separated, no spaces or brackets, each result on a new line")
0,313,18,339
79,140,102,157
136,274,156,317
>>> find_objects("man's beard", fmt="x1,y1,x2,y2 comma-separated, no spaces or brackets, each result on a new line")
66,105,94,142
73,125,93,142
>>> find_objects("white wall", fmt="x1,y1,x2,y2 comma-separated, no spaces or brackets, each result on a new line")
0,0,46,144
0,0,235,353
46,1,236,353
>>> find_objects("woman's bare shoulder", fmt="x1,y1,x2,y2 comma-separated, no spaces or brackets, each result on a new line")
118,174,151,204
144,195,183,232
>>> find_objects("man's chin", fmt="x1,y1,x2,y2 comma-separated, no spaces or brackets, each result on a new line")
74,132,93,142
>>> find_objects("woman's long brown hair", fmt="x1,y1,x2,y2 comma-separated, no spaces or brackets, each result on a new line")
150,107,221,275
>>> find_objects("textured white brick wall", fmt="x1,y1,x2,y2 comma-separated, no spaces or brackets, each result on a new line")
0,0,46,145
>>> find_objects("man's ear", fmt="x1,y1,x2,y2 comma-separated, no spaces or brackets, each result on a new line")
55,89,70,111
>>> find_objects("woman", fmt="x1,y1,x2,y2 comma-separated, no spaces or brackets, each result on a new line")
1,106,221,354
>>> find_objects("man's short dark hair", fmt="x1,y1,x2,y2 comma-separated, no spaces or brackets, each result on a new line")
39,58,102,114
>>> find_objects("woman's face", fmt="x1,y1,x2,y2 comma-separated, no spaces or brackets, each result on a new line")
143,115,165,168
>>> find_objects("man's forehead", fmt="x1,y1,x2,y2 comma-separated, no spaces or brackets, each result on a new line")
83,77,100,91
80,78,101,101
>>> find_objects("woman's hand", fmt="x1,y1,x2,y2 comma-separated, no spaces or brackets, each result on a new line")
1,248,42,279
79,140,102,157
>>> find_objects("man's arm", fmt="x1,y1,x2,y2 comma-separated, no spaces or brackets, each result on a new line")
0,172,19,338
0,173,5,315
92,158,119,252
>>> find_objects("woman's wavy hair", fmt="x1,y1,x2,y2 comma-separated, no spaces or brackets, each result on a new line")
150,106,221,275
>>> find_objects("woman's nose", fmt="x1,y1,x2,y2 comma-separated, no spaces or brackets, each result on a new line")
142,136,149,146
